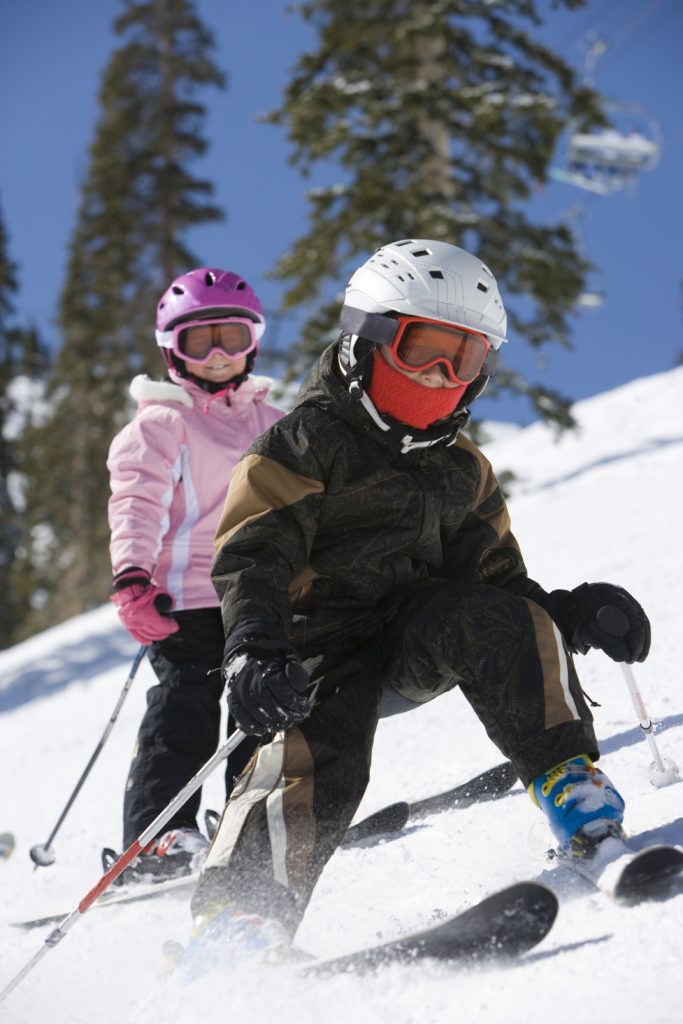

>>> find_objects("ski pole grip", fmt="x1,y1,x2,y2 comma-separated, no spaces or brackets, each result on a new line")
154,593,173,615
596,604,629,637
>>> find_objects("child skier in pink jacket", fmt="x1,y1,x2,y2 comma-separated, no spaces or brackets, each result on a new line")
107,268,283,880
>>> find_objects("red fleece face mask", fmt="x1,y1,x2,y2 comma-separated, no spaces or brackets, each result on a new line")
366,350,465,430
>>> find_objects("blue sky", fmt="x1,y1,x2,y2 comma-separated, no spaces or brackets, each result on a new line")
1,0,681,424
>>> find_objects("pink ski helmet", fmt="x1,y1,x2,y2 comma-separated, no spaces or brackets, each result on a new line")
155,268,266,371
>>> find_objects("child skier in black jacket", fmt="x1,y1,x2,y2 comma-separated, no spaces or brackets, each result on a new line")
188,240,650,953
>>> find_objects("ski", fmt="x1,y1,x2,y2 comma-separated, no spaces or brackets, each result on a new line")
342,761,518,848
10,802,409,930
303,881,557,976
550,836,683,904
340,761,518,849
163,881,557,979
0,832,15,860
12,765,518,931
341,801,410,847
11,873,198,929
408,760,518,819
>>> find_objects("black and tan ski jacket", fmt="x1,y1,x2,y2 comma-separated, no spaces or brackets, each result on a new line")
212,343,548,655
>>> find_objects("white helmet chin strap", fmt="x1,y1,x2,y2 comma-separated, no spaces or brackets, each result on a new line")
359,391,390,431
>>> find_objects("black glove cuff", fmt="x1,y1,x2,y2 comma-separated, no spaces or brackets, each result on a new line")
223,618,292,663
112,566,151,592
529,587,586,654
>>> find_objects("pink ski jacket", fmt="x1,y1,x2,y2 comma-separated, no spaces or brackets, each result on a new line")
108,371,284,610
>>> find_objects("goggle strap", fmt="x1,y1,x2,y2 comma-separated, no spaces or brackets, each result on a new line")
340,306,399,346
481,349,498,376
155,329,174,349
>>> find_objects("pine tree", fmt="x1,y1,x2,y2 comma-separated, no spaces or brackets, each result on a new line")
26,0,225,630
2,324,53,646
0,203,52,647
267,0,604,426
0,203,22,647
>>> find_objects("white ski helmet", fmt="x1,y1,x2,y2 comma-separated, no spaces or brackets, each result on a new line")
343,238,507,347
338,240,508,443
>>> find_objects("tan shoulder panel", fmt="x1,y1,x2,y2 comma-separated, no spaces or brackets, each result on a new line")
214,453,325,551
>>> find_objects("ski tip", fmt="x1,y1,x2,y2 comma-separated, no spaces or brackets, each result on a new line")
481,880,559,924
304,881,559,977
614,844,683,904
463,881,560,958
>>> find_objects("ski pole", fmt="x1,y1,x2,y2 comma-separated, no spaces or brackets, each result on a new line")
620,662,678,784
30,644,149,869
595,606,678,784
620,662,666,772
0,727,246,1006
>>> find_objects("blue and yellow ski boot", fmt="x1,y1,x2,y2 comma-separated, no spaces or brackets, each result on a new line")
530,754,626,858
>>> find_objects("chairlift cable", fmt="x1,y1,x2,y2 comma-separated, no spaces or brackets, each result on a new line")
553,0,626,54
577,0,679,70
605,0,683,59
606,0,669,52
556,0,676,71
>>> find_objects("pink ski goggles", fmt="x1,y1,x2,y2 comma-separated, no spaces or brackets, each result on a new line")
156,316,264,364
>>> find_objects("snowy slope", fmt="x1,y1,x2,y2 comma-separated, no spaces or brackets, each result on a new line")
1,366,682,1024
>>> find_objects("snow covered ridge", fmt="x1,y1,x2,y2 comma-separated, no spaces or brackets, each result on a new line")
1,364,683,1023
481,364,683,497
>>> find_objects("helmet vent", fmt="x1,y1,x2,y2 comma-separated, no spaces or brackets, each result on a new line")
411,248,431,257
476,281,489,293
172,285,185,295
236,280,246,290
429,270,444,280
204,271,216,286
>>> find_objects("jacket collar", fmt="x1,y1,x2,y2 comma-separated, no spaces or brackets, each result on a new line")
130,371,275,410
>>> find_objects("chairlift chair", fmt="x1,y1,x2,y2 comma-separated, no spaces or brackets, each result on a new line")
550,100,662,196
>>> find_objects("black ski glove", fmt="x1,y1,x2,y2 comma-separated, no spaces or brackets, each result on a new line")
541,582,651,663
222,619,312,736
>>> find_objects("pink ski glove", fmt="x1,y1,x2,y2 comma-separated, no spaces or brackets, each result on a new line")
111,567,179,645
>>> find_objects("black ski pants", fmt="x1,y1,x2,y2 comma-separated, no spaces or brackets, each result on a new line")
193,581,599,931
122,608,258,847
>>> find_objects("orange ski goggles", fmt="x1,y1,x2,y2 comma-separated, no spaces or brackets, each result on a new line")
387,315,491,385
340,306,493,385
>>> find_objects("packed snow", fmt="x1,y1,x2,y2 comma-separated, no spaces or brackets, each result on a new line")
1,365,682,1023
